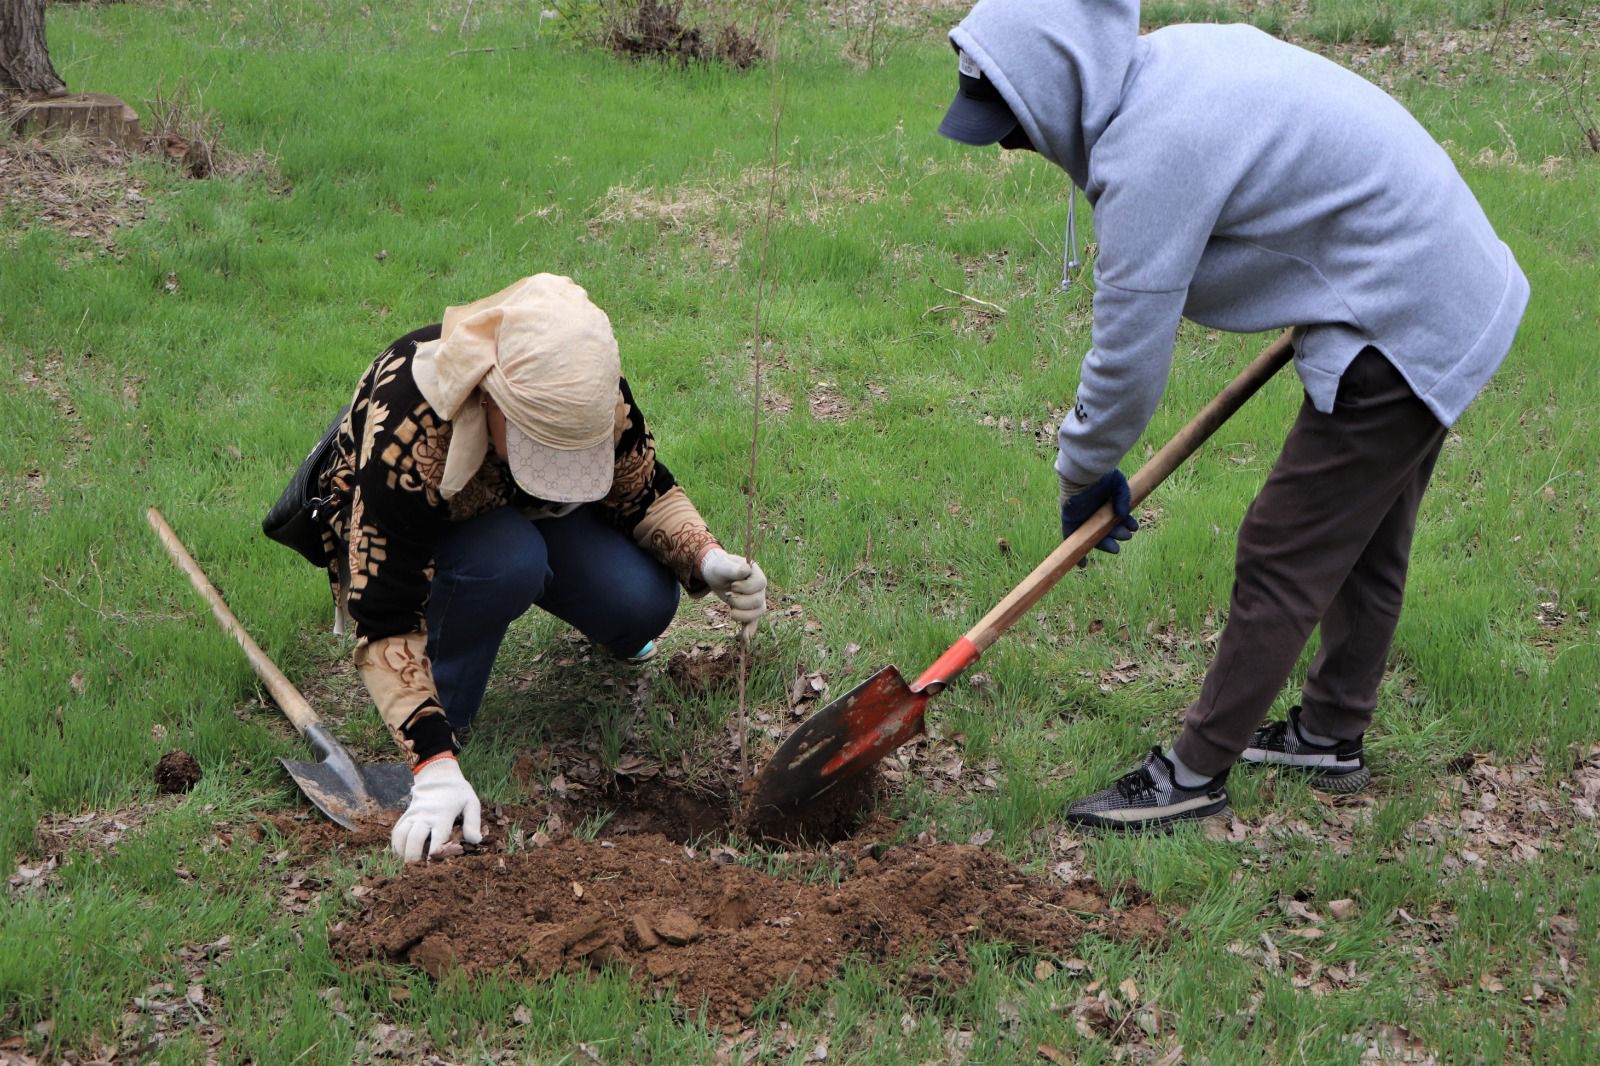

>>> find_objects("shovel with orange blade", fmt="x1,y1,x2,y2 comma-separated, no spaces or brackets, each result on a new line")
747,332,1295,825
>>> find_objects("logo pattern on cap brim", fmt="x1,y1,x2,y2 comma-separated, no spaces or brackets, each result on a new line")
505,422,614,503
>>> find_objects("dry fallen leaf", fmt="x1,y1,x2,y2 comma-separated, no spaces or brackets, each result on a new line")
788,672,829,708
1261,933,1281,974
1284,898,1323,923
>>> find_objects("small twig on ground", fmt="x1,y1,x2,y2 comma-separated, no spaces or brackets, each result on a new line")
458,0,476,37
932,282,1007,315
1532,22,1600,153
42,573,178,627
1487,0,1512,58
448,43,534,57
1016,218,1057,259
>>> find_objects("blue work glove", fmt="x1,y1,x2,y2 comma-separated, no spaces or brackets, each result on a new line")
1060,469,1138,553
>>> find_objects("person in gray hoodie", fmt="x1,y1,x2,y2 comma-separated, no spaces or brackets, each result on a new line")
939,0,1529,830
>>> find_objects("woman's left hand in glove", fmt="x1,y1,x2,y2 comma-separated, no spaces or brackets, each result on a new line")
699,547,769,640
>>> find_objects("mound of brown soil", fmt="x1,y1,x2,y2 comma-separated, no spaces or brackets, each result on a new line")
154,750,202,794
330,835,1163,1025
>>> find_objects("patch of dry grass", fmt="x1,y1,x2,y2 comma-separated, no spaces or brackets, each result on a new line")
0,80,280,251
0,133,146,247
142,78,279,181
586,159,886,265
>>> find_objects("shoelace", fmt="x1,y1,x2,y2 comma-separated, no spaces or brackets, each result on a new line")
1114,754,1161,801
1255,720,1290,748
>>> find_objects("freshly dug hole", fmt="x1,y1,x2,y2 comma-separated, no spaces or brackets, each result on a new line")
259,762,879,856
735,765,881,846
554,773,737,842
542,757,879,847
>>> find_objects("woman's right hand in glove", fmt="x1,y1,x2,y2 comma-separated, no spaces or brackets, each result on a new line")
699,547,769,640
390,755,483,862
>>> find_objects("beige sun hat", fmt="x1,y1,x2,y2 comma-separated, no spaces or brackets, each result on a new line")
412,274,621,502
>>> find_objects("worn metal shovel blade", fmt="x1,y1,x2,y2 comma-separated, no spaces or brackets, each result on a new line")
747,665,929,822
281,722,412,830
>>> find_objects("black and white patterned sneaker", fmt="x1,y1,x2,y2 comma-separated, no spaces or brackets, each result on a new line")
1064,748,1230,832
1240,706,1370,793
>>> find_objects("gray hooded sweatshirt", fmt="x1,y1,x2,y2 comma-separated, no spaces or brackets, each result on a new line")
948,0,1530,486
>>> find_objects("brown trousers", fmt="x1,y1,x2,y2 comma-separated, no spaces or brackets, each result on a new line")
1173,348,1448,777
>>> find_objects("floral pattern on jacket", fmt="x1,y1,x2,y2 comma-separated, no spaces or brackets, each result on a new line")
319,324,718,762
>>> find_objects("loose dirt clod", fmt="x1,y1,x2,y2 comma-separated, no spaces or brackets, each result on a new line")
652,909,702,945
331,834,1164,1025
631,913,661,950
409,934,458,980
154,750,202,794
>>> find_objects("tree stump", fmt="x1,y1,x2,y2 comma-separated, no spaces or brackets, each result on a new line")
11,92,142,150
1,0,68,97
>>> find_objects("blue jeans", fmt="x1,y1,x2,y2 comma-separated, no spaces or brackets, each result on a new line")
425,505,681,733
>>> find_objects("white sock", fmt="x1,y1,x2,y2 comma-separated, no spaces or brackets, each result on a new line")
1164,748,1214,789
1294,716,1340,747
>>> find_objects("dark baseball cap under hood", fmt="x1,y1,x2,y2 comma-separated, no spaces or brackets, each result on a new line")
946,0,1141,189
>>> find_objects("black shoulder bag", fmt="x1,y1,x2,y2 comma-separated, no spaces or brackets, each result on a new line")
261,405,349,566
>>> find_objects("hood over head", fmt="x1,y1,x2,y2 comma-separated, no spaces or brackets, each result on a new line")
945,0,1141,188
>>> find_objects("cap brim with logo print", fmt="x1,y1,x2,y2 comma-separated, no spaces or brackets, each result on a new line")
937,48,1020,146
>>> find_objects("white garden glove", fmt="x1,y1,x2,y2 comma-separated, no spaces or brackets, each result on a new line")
390,755,483,863
699,547,768,640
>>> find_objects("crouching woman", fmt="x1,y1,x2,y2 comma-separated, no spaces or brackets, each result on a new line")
312,274,767,861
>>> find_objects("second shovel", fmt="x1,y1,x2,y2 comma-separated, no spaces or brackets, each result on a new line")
747,332,1296,828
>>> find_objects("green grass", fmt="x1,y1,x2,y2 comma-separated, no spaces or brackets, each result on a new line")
1144,0,1597,40
3,0,1598,1061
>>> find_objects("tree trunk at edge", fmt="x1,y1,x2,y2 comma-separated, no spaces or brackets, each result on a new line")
0,0,68,99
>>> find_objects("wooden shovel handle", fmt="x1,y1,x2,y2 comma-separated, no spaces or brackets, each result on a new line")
147,507,323,736
963,330,1296,653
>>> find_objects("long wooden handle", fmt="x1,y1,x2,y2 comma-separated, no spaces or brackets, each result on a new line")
964,330,1295,652
147,507,323,736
